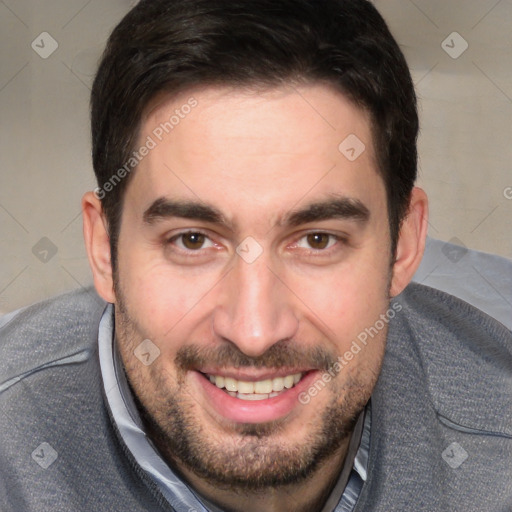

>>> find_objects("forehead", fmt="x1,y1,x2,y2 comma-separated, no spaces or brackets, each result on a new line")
144,83,373,153
128,83,383,224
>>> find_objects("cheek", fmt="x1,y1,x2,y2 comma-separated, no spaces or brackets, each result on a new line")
117,254,220,345
289,256,391,341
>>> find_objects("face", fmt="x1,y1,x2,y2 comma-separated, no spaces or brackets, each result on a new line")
113,84,392,490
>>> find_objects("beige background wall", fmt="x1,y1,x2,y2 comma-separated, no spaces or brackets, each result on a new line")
1,0,511,314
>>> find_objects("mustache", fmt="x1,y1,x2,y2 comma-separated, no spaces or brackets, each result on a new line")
175,340,338,372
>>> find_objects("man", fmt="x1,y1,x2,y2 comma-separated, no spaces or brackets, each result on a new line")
1,0,511,511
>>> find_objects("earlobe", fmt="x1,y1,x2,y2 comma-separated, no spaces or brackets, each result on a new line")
389,187,429,297
82,191,116,303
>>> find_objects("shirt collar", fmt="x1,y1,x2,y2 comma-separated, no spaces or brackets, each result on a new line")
98,304,208,512
98,304,370,512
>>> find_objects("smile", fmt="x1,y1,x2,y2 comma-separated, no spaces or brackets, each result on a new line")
205,373,303,400
195,369,318,423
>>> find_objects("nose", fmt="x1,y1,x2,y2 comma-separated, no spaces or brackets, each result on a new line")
212,252,299,358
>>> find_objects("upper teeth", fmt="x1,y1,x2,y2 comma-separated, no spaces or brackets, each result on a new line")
208,373,302,394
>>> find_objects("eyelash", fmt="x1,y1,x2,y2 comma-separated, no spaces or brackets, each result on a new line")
165,230,347,256
166,230,217,253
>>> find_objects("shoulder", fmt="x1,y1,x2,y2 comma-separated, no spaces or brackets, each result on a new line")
0,288,107,393
389,282,512,436
362,283,512,509
0,291,172,511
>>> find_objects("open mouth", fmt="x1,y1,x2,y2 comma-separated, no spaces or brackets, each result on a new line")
203,372,305,401
195,369,319,423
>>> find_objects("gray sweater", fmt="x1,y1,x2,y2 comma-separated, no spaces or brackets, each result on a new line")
0,283,511,511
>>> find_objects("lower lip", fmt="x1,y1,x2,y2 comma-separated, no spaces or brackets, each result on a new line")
193,370,319,424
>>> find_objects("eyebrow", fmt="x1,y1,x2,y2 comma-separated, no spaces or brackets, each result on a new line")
283,197,370,226
143,197,226,225
142,196,370,228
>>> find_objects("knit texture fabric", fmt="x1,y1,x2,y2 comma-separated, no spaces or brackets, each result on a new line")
0,283,510,511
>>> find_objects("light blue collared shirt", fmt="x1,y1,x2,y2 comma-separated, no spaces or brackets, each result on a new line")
98,305,370,512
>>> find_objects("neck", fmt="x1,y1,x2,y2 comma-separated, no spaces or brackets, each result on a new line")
170,436,351,512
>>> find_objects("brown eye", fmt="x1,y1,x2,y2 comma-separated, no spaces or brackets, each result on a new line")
181,232,206,250
306,233,331,250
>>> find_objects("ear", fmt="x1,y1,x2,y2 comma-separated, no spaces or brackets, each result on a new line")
389,187,429,297
82,191,116,303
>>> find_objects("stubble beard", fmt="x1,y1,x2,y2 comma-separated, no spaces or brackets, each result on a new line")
114,284,384,492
